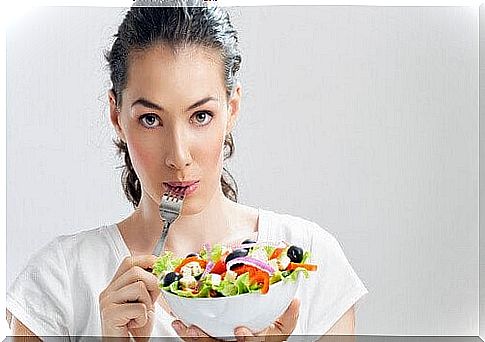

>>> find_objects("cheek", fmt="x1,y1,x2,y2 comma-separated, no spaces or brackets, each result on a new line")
202,135,225,166
126,138,161,179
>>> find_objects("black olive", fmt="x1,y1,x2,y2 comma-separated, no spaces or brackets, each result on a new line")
287,246,304,263
186,252,199,258
225,248,249,263
163,271,182,287
241,239,257,251
228,263,246,271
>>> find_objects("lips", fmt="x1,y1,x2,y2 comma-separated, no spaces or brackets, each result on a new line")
163,181,200,196
165,181,198,187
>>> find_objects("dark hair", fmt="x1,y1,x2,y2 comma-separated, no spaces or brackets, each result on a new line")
106,1,241,208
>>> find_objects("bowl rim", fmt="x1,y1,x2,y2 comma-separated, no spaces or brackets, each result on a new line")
161,276,301,301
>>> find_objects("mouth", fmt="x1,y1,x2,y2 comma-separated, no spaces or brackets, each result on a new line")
163,181,200,195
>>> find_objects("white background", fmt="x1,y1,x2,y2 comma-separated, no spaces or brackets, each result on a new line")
6,5,478,336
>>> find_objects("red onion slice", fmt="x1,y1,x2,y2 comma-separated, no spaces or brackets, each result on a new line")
203,242,212,254
225,256,275,275
201,260,215,278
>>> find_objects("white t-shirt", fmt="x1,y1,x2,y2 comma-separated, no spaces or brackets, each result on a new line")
7,208,369,341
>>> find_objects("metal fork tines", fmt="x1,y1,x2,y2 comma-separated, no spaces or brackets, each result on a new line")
152,190,185,256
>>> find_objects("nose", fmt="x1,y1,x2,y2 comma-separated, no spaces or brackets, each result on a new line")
164,130,193,170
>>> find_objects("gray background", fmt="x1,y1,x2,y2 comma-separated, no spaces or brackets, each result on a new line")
479,4,484,341
6,6,478,336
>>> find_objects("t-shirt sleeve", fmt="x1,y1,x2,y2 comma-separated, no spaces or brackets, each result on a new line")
300,223,369,337
6,236,73,338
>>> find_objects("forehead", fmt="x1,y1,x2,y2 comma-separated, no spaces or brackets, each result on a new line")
124,44,226,108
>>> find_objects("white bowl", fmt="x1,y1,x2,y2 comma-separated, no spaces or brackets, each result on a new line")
162,275,302,340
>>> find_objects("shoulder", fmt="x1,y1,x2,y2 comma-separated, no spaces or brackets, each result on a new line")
53,224,113,248
6,225,114,337
57,224,113,245
260,208,337,250
36,224,117,264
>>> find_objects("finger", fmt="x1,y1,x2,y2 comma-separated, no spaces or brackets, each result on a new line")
110,280,154,312
123,302,149,329
104,302,149,330
171,320,193,341
187,325,211,338
172,320,217,341
110,266,161,303
113,255,158,280
128,307,156,337
234,326,255,342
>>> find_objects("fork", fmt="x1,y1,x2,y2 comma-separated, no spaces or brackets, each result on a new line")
152,190,185,256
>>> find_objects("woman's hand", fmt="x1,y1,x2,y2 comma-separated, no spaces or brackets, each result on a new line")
171,298,300,342
99,255,160,340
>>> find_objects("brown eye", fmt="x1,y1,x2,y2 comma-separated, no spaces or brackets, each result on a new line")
140,114,160,128
192,111,213,126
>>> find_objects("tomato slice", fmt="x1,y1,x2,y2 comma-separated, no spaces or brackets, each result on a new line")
232,264,258,276
250,271,270,294
174,256,207,273
286,262,317,272
211,260,227,274
233,265,270,294
261,276,269,294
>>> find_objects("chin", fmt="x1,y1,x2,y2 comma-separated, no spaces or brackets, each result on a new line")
180,200,205,216
179,187,219,216
182,197,206,215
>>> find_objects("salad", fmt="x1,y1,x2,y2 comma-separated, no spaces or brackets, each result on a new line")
152,240,317,298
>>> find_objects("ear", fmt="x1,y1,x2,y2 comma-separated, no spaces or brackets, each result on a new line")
226,83,242,135
108,90,126,142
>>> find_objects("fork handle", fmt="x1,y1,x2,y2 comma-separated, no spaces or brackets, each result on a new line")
152,220,170,256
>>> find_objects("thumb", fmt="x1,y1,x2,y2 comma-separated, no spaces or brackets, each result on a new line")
273,298,301,335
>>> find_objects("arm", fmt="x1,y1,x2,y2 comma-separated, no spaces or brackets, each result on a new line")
317,305,356,342
6,309,42,341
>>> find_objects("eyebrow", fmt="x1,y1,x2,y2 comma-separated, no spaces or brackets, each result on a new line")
130,96,218,112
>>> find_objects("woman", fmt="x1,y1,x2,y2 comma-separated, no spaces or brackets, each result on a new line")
6,2,368,341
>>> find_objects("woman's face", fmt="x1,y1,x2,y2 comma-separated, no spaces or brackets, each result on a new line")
109,44,240,215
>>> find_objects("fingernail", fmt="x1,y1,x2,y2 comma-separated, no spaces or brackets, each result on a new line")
234,327,248,336
172,321,182,331
187,326,199,335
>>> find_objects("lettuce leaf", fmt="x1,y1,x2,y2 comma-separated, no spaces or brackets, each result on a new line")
196,283,212,298
217,280,238,296
163,281,213,298
235,272,251,294
269,270,282,285
249,282,261,292
263,245,277,258
162,281,194,297
152,251,182,278
301,251,311,264
210,244,223,263
282,267,309,283
199,248,208,260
